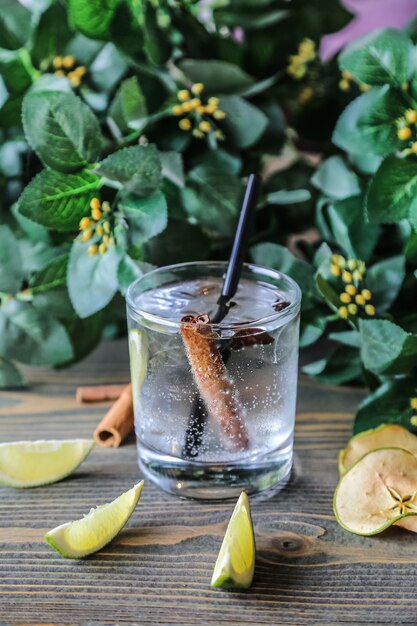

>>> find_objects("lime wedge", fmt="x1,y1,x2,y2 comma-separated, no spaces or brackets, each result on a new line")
0,439,94,488
211,491,255,589
128,329,149,404
45,481,144,558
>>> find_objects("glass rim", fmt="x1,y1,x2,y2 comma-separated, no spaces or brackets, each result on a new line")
126,260,302,331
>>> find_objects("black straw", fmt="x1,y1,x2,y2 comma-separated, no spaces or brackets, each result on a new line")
182,173,261,458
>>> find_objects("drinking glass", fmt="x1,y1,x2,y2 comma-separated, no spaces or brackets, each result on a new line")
126,261,301,499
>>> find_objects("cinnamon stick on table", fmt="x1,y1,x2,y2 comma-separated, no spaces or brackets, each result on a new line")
181,314,249,451
93,383,134,448
76,385,126,403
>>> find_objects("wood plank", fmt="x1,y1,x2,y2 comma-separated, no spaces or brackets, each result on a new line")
1,339,413,625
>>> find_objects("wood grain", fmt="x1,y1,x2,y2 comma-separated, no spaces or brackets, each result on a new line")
0,340,414,625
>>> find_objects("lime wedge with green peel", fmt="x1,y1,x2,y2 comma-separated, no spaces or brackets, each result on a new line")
339,424,417,476
0,439,94,488
334,447,417,536
128,329,149,403
211,491,255,589
45,481,144,558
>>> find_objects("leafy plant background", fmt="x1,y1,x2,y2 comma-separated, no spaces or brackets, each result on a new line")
1,0,417,434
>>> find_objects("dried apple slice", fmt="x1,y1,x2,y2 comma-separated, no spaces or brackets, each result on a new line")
334,447,417,536
339,425,417,476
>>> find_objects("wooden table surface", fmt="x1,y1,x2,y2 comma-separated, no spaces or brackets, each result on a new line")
0,340,415,625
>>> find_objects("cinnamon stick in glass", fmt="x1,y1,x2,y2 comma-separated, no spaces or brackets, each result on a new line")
181,314,249,451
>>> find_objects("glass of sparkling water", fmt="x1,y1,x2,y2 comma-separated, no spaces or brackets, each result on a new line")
126,261,301,499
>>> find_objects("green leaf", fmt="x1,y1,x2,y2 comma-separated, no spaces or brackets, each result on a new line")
27,73,72,95
144,220,210,266
303,346,362,384
117,255,154,294
321,195,380,261
0,226,23,293
108,76,147,134
315,273,341,311
353,378,417,435
143,0,172,65
365,255,405,312
186,165,242,236
219,96,268,148
64,311,105,364
311,156,360,199
266,189,311,205
179,59,255,94
0,48,36,95
120,191,168,244
0,300,73,365
359,318,417,375
18,169,101,231
329,330,361,348
348,151,383,175
11,204,50,242
333,87,404,156
339,28,414,86
89,43,128,93
216,7,288,29
366,156,417,224
31,2,73,67
67,237,120,318
250,242,317,306
30,255,68,292
69,0,120,40
299,309,327,348
0,357,24,388
22,90,103,173
18,240,66,274
33,288,74,319
160,152,184,187
191,148,242,176
0,0,32,50
95,145,161,196
405,231,417,261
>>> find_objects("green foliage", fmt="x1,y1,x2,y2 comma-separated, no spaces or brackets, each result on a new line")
0,226,23,293
67,238,120,318
305,26,417,434
96,145,161,195
0,299,73,365
354,378,417,435
333,87,404,155
178,60,255,94
22,90,103,172
0,3,416,444
366,156,417,224
68,0,120,40
18,169,102,230
339,29,414,86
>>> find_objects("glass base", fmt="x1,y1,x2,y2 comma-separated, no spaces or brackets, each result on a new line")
137,440,293,500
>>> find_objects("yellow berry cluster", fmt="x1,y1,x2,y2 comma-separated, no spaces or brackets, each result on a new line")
79,198,114,256
410,398,417,426
338,69,370,92
396,109,417,152
287,38,316,79
330,255,376,319
52,55,87,88
172,83,226,140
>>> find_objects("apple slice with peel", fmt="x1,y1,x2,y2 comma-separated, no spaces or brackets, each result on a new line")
338,424,417,475
334,448,417,536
